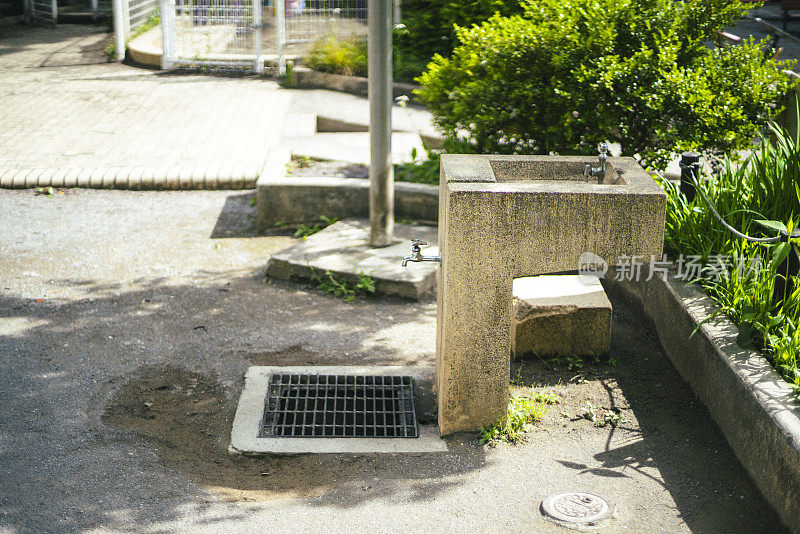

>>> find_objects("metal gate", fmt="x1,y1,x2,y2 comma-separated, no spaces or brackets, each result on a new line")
160,0,263,71
26,0,57,25
154,0,366,73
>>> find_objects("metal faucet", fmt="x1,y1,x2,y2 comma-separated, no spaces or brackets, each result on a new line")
402,238,442,267
584,142,608,183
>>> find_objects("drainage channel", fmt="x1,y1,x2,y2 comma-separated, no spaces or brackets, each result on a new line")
230,366,448,454
260,374,419,438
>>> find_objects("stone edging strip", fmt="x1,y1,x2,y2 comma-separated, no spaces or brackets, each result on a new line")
604,269,800,533
291,66,421,102
0,164,261,190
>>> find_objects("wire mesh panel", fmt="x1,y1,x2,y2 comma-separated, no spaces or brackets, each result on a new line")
159,0,365,71
260,374,419,438
30,0,57,25
164,0,260,69
278,0,366,56
128,0,157,30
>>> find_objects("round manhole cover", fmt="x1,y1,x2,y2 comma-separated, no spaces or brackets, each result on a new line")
541,491,614,527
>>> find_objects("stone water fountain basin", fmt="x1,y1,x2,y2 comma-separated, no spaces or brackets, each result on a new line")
435,154,667,435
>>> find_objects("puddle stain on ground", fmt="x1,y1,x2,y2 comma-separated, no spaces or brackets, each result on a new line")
101,362,479,504
102,364,338,502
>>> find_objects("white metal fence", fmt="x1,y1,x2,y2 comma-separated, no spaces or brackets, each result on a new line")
156,0,366,72
160,0,263,70
128,0,157,28
112,0,159,60
25,0,57,25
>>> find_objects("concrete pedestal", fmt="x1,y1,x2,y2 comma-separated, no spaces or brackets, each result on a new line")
436,155,666,435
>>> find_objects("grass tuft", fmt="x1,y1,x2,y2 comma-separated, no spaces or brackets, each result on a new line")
479,387,558,445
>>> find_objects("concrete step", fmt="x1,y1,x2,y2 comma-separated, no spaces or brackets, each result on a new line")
512,275,612,358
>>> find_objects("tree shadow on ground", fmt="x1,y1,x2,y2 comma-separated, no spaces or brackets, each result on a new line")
509,299,786,533
0,270,481,534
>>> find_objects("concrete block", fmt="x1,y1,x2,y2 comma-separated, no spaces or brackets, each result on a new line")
436,154,666,435
292,66,423,103
266,219,438,301
23,169,38,188
256,148,438,230
62,168,79,188
511,275,611,358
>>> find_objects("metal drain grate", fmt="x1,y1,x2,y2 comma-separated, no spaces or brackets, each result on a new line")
260,374,419,438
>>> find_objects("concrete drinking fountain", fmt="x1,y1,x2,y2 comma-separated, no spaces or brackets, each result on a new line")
405,152,666,435
230,151,665,455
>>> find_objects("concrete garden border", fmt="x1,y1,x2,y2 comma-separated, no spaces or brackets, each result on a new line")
604,269,800,533
291,66,421,103
256,148,438,230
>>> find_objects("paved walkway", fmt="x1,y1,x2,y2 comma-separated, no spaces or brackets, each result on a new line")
0,23,432,189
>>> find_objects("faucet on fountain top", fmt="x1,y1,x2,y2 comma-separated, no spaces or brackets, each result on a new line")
584,142,609,183
402,238,442,267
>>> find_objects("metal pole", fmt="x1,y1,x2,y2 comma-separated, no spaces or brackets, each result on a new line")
51,0,57,25
160,0,175,69
276,0,286,76
112,0,126,60
253,0,263,73
368,0,394,247
679,151,701,202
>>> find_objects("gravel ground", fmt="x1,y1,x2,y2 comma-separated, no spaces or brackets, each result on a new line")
0,188,786,533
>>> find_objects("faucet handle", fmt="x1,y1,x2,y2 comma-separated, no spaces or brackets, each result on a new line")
411,238,427,248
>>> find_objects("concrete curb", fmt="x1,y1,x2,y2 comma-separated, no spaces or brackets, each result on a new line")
0,164,261,190
256,147,438,229
292,66,421,103
604,269,800,533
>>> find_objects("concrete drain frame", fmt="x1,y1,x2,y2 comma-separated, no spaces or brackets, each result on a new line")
230,366,447,454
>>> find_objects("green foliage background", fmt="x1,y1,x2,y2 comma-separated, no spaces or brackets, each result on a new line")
393,0,523,81
418,0,795,169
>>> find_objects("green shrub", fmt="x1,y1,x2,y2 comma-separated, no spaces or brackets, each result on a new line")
394,150,441,184
418,0,795,170
394,0,523,82
305,35,368,77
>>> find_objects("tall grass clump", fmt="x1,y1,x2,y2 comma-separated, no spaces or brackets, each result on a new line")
660,123,800,395
305,35,368,77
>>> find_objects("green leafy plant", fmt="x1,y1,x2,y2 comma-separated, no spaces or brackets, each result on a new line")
394,151,440,184
479,387,553,445
582,401,598,422
418,0,794,170
598,411,623,428
660,122,800,395
293,215,339,239
313,269,376,302
394,0,523,83
35,186,55,197
553,354,585,372
104,43,116,60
